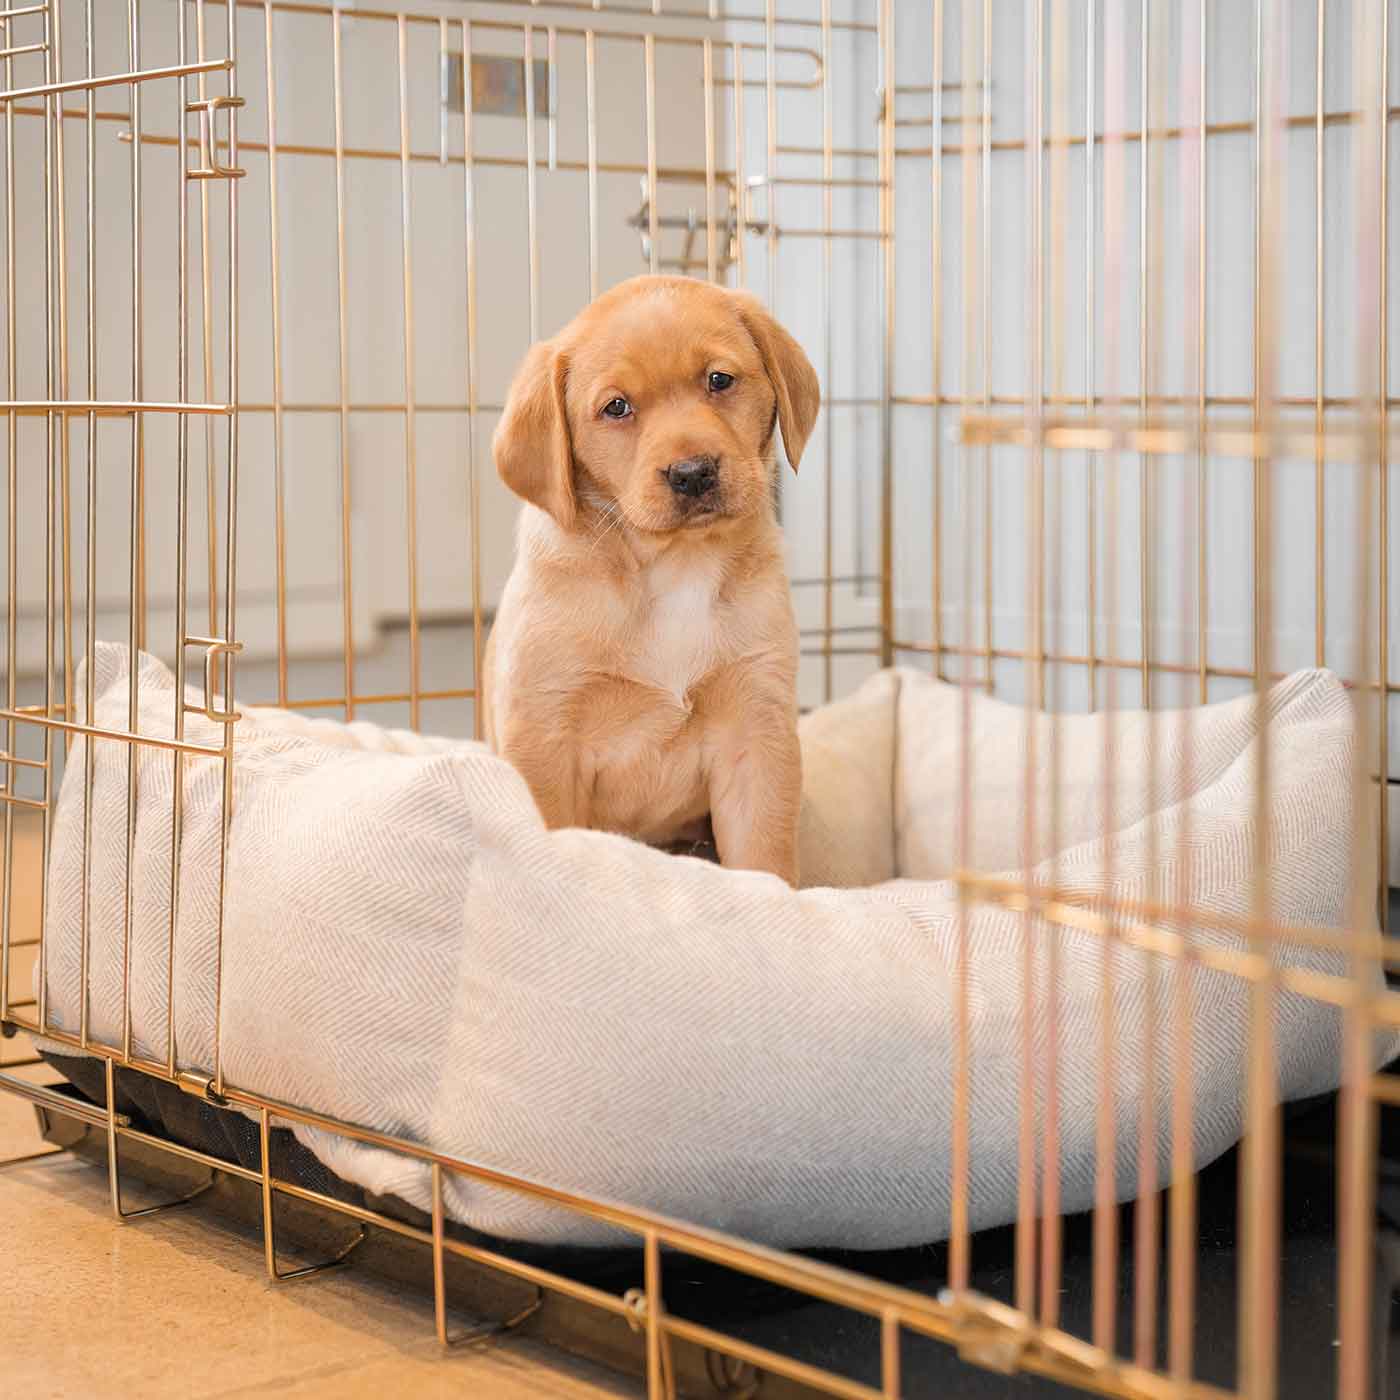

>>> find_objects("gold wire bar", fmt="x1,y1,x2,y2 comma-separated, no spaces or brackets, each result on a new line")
0,0,16,1025
949,0,979,1305
462,19,482,741
644,32,658,277
196,0,217,638
1039,0,1069,1334
1015,0,1045,1327
265,687,477,712
1095,0,1126,1352
1169,1,1205,1382
1370,1073,1400,1107
77,0,96,1048
522,23,540,337
874,0,893,674
765,0,778,366
397,15,421,733
216,0,875,39
584,26,598,300
431,1162,448,1344
957,413,1400,462
880,1309,900,1397
1314,0,1325,670
209,0,245,1092
0,399,229,414
0,5,49,19
732,39,745,285
0,792,46,812
1380,0,1392,935
35,0,53,1037
703,36,716,284
979,0,991,695
0,39,44,60
546,25,557,173
50,0,71,744
926,1,943,688
1133,0,1166,1370
331,8,354,721
816,0,838,702
121,0,144,1062
165,0,192,1070
1338,4,1388,1395
644,1230,663,1397
263,0,286,706
0,57,231,105
1241,6,1283,1389
1196,2,1207,709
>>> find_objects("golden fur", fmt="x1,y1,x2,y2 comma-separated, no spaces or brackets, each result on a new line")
482,275,820,885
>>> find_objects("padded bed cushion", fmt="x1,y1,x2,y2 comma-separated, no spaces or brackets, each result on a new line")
32,643,1398,1249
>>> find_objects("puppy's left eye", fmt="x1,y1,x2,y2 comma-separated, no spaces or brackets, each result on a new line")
708,371,735,393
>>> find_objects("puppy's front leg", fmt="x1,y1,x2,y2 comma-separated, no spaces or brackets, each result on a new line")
499,719,583,831
708,706,801,886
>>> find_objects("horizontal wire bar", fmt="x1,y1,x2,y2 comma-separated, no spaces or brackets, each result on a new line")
0,709,227,757
911,104,1400,159
0,399,229,415
0,750,46,769
0,42,46,60
897,392,1400,411
1372,1075,1400,1107
0,58,231,105
0,792,45,810
0,1070,130,1129
960,412,1398,462
0,4,48,18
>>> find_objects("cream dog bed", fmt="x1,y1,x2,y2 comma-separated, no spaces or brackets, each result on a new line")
36,643,1396,1249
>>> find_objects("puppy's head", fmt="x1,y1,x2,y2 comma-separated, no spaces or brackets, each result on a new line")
493,276,820,535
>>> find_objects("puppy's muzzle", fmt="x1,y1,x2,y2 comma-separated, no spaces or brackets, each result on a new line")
666,455,719,500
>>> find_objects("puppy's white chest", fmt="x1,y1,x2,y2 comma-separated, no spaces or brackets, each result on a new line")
630,573,722,705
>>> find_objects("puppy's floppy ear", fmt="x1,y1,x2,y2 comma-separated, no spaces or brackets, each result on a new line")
493,339,576,529
733,292,821,472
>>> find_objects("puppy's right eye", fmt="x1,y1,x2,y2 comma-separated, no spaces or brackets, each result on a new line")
601,397,632,420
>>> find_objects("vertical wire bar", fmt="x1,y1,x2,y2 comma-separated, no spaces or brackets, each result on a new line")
1241,2,1284,1392
644,1231,663,1397
331,10,354,719
1039,0,1069,1333
877,0,894,668
764,0,778,316
197,0,216,637
644,32,659,278
703,37,717,284
546,25,557,174
979,0,992,692
167,0,191,1072
1094,0,1126,1354
79,0,97,1050
949,0,981,1299
259,1105,276,1275
462,19,482,740
732,42,746,287
212,0,241,1093
122,0,143,1060
523,24,541,334
585,28,598,299
397,14,420,732
1196,1,1207,707
0,1,13,1023
880,1310,900,1398
1337,7,1385,1395
928,0,943,686
1137,0,1151,710
264,0,286,707
50,0,71,734
37,0,55,1035
1133,0,1164,1371
819,0,833,698
1169,0,1205,1381
432,1162,448,1344
1314,0,1326,670
1379,0,1392,934
1015,0,1045,1326
1085,0,1098,710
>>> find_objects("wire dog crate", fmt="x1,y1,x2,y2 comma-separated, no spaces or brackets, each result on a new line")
2,1,1399,1397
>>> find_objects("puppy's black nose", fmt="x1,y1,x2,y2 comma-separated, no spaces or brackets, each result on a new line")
666,456,719,499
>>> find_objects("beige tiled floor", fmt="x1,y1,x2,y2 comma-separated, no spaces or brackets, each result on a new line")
1,817,635,1399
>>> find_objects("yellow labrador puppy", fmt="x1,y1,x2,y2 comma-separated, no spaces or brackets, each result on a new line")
482,275,819,885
